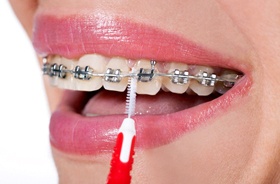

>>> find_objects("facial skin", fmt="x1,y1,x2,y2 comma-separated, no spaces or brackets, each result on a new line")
9,0,280,183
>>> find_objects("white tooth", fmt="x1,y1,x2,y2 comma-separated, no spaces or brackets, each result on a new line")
189,80,214,96
58,57,76,89
75,54,108,91
49,55,60,86
162,63,190,94
134,59,162,95
103,57,129,92
189,66,214,96
50,56,75,89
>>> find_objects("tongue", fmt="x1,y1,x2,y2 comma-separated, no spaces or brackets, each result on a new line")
82,90,216,116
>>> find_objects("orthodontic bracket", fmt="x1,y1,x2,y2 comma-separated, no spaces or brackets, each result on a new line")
73,65,93,80
42,57,242,88
199,72,217,87
170,69,190,85
104,68,122,83
137,60,156,82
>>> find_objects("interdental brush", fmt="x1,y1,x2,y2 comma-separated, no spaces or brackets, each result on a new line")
107,69,137,184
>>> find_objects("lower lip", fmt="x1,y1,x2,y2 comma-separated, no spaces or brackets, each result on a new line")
50,76,251,155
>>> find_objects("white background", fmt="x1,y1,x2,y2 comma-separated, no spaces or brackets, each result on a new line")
0,1,57,183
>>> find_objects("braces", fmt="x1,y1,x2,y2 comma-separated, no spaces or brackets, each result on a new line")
42,57,242,88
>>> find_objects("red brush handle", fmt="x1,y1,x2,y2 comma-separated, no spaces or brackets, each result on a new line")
107,132,136,184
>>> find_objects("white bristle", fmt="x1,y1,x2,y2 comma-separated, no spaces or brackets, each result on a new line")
125,71,137,118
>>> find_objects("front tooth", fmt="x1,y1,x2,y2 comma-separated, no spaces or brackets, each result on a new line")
134,59,162,95
50,56,75,89
162,63,190,94
103,57,129,92
74,54,108,91
189,66,215,96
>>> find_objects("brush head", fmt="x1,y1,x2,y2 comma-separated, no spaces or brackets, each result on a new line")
125,74,137,118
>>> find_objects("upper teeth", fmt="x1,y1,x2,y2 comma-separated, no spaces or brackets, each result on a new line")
42,54,242,96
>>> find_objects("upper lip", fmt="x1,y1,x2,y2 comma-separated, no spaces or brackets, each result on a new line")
33,13,248,71
33,13,251,155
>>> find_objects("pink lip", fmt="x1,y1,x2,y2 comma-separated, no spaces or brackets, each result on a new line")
33,13,252,155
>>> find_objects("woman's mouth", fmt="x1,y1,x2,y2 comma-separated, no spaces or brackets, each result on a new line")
33,13,252,155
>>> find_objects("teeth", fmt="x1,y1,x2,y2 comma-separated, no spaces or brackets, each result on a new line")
162,63,190,94
75,54,108,91
134,59,162,95
189,66,215,96
44,54,241,96
50,56,75,89
103,57,129,92
49,55,60,86
215,70,238,94
189,80,215,96
58,57,75,89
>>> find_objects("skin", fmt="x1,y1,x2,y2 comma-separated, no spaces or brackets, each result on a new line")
9,0,280,183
